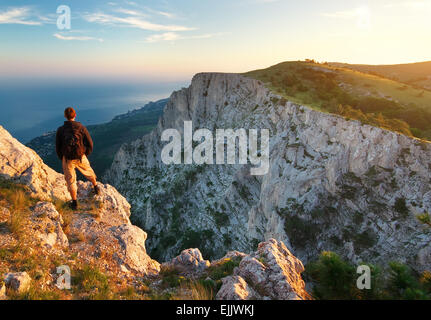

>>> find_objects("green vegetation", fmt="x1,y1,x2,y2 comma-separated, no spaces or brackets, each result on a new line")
207,256,241,281
417,212,431,226
394,197,410,218
244,61,431,140
329,61,431,92
72,265,111,300
283,214,320,249
305,251,431,300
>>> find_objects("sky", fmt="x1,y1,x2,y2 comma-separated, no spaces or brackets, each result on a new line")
1,0,431,83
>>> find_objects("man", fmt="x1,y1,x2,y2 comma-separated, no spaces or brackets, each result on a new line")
56,107,100,210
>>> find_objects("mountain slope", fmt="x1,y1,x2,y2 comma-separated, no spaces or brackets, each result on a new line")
329,61,431,91
105,72,431,274
26,99,167,178
245,61,431,140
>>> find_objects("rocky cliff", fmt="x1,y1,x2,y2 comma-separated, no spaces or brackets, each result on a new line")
105,73,431,272
0,125,309,300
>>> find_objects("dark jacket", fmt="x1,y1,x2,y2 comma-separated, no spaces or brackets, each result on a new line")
56,121,93,160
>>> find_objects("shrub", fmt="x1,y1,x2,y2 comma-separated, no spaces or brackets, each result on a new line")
305,251,359,299
306,252,431,300
394,197,409,218
417,213,431,226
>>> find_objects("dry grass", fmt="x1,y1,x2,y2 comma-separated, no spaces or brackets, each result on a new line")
7,190,32,238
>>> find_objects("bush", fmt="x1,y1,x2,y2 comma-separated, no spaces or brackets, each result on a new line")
305,251,359,299
306,252,431,300
394,197,409,218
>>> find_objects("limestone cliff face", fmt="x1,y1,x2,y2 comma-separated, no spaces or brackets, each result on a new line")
105,73,431,271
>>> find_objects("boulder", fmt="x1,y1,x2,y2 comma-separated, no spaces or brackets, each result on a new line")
234,239,311,300
77,181,131,226
216,276,260,300
109,224,160,275
0,125,69,201
164,248,210,276
30,201,69,250
4,272,31,293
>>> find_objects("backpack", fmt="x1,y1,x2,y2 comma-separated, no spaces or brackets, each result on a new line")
63,125,86,160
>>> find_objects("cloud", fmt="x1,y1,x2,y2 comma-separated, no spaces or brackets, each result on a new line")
384,1,431,9
320,6,371,30
53,33,104,42
145,32,227,43
84,12,194,31
0,7,43,25
320,9,358,19
114,7,148,17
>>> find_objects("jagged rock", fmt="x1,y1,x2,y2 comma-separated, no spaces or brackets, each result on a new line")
109,224,160,275
77,181,131,225
234,239,310,300
0,125,69,201
4,272,31,293
216,276,260,300
30,201,69,250
164,248,210,276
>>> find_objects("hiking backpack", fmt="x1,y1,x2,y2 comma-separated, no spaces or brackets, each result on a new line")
63,125,86,160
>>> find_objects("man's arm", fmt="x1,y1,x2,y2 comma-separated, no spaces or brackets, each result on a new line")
82,126,94,156
55,128,63,160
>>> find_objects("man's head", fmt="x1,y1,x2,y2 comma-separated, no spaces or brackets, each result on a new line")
64,107,76,121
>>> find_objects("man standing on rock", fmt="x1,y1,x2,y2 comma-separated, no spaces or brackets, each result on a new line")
56,107,100,210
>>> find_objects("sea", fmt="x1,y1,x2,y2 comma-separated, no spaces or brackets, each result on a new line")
0,79,187,143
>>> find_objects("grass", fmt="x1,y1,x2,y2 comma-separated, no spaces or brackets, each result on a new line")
244,61,431,140
72,265,111,300
206,257,241,281
0,178,36,239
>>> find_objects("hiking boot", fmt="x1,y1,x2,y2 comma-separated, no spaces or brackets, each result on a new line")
70,200,78,210
94,184,100,195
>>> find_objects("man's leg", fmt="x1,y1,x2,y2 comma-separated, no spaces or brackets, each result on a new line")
76,155,99,194
62,157,78,207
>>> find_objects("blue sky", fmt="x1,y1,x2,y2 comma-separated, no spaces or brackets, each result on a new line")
1,0,431,82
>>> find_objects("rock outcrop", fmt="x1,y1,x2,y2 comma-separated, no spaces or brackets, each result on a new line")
163,248,211,277
165,239,310,300
30,202,69,250
232,239,310,300
105,73,431,273
0,124,309,300
0,126,159,279
0,125,69,201
216,276,259,300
